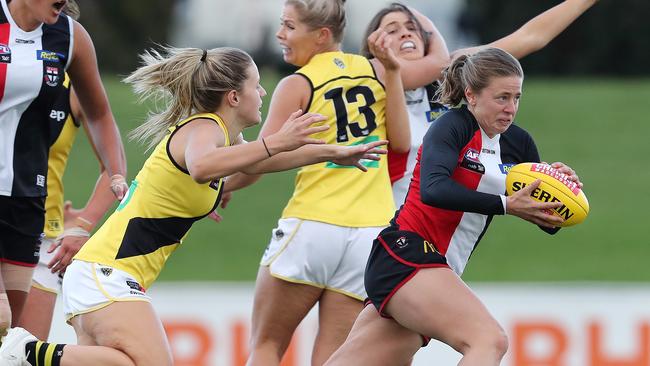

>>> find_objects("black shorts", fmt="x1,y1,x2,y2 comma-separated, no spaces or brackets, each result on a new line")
0,196,45,266
365,225,449,317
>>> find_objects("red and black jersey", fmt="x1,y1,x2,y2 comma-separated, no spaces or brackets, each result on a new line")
0,0,73,197
394,105,544,275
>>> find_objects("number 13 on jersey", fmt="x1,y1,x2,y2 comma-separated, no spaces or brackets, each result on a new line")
324,85,378,143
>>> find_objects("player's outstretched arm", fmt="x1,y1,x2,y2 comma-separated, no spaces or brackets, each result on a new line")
183,111,328,183
453,0,598,60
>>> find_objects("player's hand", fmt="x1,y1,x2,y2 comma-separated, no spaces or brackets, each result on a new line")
265,110,329,154
368,29,400,71
506,179,565,228
0,293,11,338
63,200,82,223
330,140,388,172
110,174,129,200
207,192,232,223
48,227,90,274
545,161,583,189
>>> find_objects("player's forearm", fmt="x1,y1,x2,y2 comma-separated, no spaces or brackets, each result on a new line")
400,10,449,88
242,144,337,174
384,68,410,153
491,0,597,59
73,171,117,231
223,172,262,193
86,114,127,179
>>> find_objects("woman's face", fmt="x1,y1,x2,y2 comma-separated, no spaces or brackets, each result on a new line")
378,11,425,61
24,0,67,25
467,76,523,138
236,64,267,127
276,4,321,67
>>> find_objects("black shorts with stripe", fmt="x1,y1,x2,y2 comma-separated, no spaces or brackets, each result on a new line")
365,225,449,317
0,196,44,266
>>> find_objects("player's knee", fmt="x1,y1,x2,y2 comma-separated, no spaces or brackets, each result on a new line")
490,327,509,359
458,323,508,358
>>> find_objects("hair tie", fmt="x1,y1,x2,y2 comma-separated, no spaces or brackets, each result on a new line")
200,49,207,62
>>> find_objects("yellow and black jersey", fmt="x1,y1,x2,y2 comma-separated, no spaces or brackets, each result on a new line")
75,113,230,289
44,74,78,238
282,51,395,227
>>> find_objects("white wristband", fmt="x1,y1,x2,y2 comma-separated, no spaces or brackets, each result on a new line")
58,226,90,240
500,194,507,214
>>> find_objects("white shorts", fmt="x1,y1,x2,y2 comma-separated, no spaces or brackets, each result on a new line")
261,218,384,300
61,260,151,321
32,237,63,293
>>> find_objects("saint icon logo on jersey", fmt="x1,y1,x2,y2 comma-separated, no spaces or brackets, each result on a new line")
395,236,408,249
45,66,59,87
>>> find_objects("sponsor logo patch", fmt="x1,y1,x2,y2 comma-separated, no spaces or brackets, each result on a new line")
36,174,45,187
126,280,145,293
423,240,438,254
333,58,345,69
50,109,66,122
37,50,61,62
499,163,516,174
15,38,34,44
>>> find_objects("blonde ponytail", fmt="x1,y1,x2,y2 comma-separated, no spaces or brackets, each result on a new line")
124,46,253,150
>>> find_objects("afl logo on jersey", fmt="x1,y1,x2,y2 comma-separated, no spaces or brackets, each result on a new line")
461,148,485,174
45,66,60,87
333,58,345,69
464,148,480,162
0,44,11,63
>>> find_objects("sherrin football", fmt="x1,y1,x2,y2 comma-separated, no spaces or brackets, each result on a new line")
505,163,589,227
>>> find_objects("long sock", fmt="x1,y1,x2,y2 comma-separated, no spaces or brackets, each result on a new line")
25,341,65,366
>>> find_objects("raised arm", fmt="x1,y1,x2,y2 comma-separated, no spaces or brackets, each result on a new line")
452,0,598,60
369,30,410,153
67,21,128,199
372,8,450,90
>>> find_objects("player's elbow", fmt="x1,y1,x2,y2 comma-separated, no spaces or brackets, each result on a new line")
420,188,443,207
240,164,263,175
187,162,213,184
389,141,410,154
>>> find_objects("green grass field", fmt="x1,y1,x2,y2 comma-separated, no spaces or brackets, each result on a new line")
63,72,650,282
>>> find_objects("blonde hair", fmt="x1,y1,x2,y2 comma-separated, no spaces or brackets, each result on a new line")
124,46,253,149
436,48,523,106
63,0,80,20
286,0,347,43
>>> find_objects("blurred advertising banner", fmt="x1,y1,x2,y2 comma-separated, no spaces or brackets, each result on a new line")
50,283,650,366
